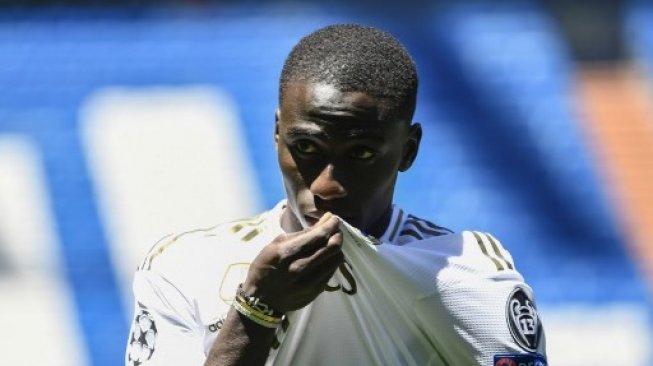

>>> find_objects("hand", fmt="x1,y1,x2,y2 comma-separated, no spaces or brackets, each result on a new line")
242,212,344,313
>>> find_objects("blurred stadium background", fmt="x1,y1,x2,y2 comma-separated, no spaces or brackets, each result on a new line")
0,0,651,365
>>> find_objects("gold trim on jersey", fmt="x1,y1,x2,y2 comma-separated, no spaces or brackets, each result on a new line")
141,226,218,270
218,263,251,305
229,215,266,242
242,228,262,242
140,215,267,270
472,231,513,271
138,233,174,270
486,233,514,270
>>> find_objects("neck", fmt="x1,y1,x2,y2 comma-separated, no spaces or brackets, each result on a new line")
363,205,393,238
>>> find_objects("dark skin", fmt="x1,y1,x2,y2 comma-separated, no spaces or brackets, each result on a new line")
205,80,421,366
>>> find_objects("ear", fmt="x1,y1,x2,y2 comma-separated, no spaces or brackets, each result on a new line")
399,123,422,172
274,109,281,150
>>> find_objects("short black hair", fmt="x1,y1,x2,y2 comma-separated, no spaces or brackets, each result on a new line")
279,24,418,120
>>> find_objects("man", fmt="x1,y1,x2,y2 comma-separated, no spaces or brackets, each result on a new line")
126,24,547,366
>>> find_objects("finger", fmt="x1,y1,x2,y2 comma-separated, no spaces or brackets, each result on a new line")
300,215,341,245
287,232,343,273
276,213,339,243
272,213,335,242
280,215,341,260
309,213,340,236
301,231,343,267
316,211,334,225
299,250,344,289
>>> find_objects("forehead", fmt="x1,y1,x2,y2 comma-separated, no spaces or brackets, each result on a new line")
280,81,402,131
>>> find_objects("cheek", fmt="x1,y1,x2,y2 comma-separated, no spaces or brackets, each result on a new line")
352,160,400,199
278,145,307,192
367,168,397,195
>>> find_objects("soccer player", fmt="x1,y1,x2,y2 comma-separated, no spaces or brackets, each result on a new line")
126,24,547,366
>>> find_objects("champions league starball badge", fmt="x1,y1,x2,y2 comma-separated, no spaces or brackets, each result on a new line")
506,285,542,352
127,309,158,366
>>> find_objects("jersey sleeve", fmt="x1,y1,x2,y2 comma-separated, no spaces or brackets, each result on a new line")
125,270,206,366
412,231,546,366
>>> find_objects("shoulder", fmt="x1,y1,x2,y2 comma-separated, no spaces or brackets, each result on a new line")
386,228,519,282
406,231,546,359
457,230,516,273
432,230,521,287
137,210,275,276
386,208,517,276
129,210,282,334
395,228,524,291
131,209,282,318
137,225,222,273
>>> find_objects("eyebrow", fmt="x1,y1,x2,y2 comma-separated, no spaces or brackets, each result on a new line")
344,128,385,141
284,126,385,142
285,127,327,139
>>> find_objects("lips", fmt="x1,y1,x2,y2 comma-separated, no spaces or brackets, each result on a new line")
303,214,320,227
303,211,326,226
303,210,354,226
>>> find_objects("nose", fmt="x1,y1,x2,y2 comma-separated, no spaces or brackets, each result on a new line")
310,164,347,200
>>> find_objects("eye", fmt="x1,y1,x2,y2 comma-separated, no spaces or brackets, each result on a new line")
349,146,376,160
294,140,319,155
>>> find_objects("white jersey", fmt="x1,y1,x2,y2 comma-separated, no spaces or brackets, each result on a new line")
126,201,546,366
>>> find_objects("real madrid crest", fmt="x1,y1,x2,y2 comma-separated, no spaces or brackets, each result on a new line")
506,285,542,352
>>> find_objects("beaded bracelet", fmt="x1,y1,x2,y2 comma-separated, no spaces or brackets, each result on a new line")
232,284,284,329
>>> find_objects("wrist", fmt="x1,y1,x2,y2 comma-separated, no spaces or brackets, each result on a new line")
232,283,285,329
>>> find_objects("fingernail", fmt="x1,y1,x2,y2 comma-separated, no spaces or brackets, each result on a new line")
318,212,333,224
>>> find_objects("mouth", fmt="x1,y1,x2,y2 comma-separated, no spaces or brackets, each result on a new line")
303,215,319,227
303,210,355,227
303,211,326,227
